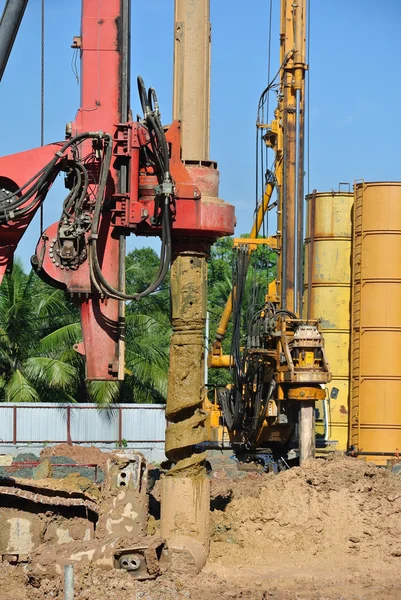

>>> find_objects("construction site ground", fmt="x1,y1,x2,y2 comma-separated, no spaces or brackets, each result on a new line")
1,447,401,599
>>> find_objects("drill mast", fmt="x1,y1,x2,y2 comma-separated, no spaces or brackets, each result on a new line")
209,0,330,464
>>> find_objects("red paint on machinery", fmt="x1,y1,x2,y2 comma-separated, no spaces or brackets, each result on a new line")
0,0,234,381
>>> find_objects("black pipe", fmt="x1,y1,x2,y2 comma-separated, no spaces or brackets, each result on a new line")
347,451,400,457
0,0,28,81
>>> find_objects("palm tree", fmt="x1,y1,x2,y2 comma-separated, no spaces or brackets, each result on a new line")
121,313,169,403
0,260,81,402
0,258,171,405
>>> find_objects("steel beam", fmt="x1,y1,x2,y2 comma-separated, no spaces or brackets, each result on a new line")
0,0,28,81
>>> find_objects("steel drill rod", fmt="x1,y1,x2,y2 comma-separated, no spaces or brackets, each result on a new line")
64,565,74,600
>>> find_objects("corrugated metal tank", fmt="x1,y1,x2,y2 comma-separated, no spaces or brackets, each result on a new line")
350,182,401,463
304,191,354,450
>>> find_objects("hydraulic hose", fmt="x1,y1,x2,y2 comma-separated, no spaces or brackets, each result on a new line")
88,79,173,301
0,132,104,223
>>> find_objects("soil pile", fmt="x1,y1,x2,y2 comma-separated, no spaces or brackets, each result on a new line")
13,472,100,500
211,454,401,563
1,455,401,599
41,444,109,472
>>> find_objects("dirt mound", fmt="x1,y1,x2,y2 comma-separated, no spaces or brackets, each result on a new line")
41,444,108,471
2,455,401,600
0,562,28,600
211,454,401,563
13,472,100,501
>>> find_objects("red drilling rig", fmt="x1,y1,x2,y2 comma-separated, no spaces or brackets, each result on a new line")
0,0,234,382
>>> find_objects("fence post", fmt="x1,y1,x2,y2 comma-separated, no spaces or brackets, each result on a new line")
13,406,17,444
67,407,72,445
118,406,123,447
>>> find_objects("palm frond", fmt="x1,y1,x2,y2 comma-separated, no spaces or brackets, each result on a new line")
36,289,75,319
23,357,77,391
39,323,82,352
86,380,121,408
5,369,40,402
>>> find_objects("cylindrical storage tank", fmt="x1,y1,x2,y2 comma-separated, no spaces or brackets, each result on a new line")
350,182,401,464
304,191,354,450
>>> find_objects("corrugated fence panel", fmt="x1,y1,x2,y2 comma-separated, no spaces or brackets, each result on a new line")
0,407,14,442
70,407,118,443
122,406,165,442
16,404,68,443
0,403,166,444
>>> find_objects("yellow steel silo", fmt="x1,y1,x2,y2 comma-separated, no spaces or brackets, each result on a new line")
304,190,354,450
350,182,401,463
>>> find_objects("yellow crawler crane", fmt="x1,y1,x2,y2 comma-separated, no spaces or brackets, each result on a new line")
208,0,331,466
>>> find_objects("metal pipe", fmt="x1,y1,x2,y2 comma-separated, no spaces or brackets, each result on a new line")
306,189,316,320
117,0,130,380
0,0,28,81
211,182,274,347
296,96,305,316
281,105,288,308
64,565,74,600
294,88,301,314
350,451,401,457
298,400,315,463
323,394,329,443
204,310,209,385
173,0,210,160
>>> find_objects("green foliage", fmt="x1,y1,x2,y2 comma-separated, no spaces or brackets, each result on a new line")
0,260,80,403
207,235,277,387
123,247,171,403
0,252,171,405
0,236,273,404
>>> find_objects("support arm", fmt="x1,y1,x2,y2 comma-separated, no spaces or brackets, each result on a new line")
0,0,28,81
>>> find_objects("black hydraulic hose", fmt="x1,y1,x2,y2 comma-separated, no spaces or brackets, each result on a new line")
6,161,63,220
88,132,171,300
62,165,82,218
231,247,250,383
137,76,149,116
74,162,89,214
16,164,61,217
149,113,169,173
219,387,242,432
88,81,173,301
0,0,28,81
251,379,276,442
137,76,170,178
0,161,58,218
0,132,103,222
91,198,172,300
87,135,113,233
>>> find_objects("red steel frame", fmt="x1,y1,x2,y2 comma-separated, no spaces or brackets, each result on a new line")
0,0,234,381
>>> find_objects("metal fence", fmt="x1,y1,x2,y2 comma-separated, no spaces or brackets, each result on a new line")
0,403,166,446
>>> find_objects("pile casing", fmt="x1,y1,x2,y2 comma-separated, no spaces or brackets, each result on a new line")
304,191,354,450
350,182,401,463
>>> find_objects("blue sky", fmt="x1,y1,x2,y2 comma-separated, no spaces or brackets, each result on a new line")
1,0,400,268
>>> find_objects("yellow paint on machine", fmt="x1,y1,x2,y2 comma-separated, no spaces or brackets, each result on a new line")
304,191,354,450
350,182,401,464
